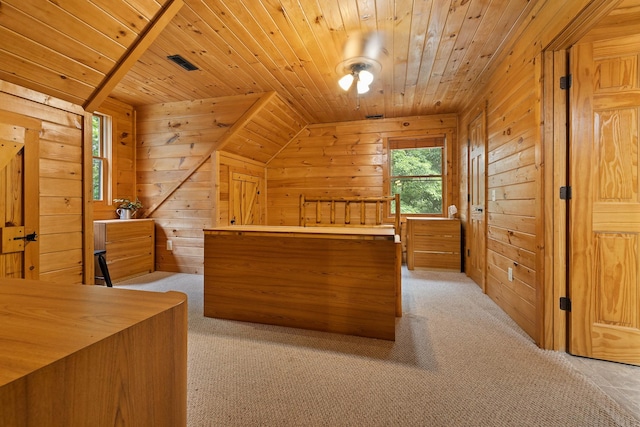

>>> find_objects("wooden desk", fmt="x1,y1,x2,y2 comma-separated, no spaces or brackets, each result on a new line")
0,279,187,427
204,225,400,340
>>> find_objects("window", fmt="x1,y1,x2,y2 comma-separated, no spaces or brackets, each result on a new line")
91,113,112,202
389,137,445,215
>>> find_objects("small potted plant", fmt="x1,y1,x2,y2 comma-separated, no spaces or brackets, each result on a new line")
113,197,143,220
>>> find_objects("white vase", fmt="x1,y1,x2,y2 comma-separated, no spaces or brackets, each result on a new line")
116,208,133,220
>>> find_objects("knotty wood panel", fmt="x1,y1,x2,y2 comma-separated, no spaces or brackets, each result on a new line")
138,93,302,273
108,0,535,124
594,233,638,328
266,114,458,227
1,81,88,284
137,94,258,274
456,0,622,347
223,94,307,162
93,97,137,220
0,0,173,108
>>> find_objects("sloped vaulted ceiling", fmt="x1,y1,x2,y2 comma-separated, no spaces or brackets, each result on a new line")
0,0,539,123
0,0,182,111
111,0,538,123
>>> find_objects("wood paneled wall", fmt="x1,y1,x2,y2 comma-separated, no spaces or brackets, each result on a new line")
135,95,261,273
220,92,307,163
0,80,89,284
457,0,599,345
266,115,459,234
93,97,136,220
135,92,304,273
136,94,260,274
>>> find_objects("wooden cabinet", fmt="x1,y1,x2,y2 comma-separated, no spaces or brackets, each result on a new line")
204,226,400,340
94,219,155,282
0,278,187,426
406,218,461,271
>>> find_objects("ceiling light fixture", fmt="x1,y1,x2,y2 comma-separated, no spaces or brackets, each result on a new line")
336,57,381,109
339,63,374,94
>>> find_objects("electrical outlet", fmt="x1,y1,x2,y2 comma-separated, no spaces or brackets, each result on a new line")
166,240,173,251
491,189,496,202
508,267,513,282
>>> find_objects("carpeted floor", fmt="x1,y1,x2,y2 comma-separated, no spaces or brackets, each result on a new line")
118,268,640,427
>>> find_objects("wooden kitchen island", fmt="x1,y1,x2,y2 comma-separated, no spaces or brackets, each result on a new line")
204,225,401,340
0,279,187,427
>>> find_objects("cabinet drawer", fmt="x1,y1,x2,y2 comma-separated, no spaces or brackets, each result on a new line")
413,252,461,270
105,238,153,262
109,255,154,279
407,218,461,270
411,220,459,235
105,221,153,242
411,235,459,252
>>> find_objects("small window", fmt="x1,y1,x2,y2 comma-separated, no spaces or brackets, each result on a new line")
389,137,445,215
91,113,112,202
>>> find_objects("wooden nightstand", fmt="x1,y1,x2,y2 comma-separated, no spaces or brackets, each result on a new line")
406,218,461,271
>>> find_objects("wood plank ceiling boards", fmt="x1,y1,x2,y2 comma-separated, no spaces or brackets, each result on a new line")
0,0,536,122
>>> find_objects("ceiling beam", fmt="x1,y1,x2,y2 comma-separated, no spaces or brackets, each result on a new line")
83,0,184,112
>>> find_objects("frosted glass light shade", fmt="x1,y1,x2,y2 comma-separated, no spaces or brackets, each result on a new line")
359,70,374,86
338,74,354,91
357,81,370,94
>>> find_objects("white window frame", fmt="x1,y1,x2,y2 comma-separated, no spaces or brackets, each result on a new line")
91,112,113,206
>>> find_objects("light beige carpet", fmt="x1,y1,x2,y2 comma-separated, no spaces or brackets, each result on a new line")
118,268,640,427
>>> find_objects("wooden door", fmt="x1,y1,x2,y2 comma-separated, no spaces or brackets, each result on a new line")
0,112,40,279
569,36,640,365
229,171,262,225
468,111,486,290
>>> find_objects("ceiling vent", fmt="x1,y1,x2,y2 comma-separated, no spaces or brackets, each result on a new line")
365,114,384,120
167,55,199,71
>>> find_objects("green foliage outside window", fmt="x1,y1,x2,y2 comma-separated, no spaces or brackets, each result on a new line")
390,147,443,214
92,114,104,201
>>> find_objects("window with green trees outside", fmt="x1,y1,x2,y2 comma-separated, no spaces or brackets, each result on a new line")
389,137,445,215
92,113,111,202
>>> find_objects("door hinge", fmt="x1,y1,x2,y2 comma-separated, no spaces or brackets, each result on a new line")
467,193,471,202
560,186,572,200
559,297,572,312
467,249,470,257
560,74,572,90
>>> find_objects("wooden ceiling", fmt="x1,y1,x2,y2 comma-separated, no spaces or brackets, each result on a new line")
1,0,539,123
